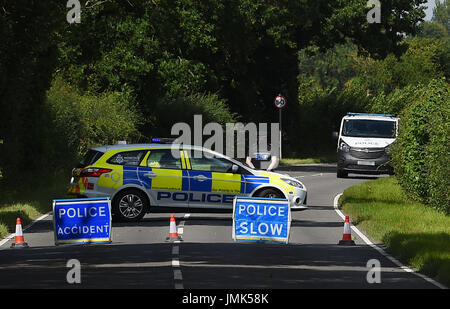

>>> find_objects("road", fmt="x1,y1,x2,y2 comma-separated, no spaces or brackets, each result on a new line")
0,165,443,290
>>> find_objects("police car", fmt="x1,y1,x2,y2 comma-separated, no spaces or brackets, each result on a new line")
68,140,307,221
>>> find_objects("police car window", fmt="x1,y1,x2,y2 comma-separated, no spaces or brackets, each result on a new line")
78,150,104,168
189,151,233,173
108,150,147,166
147,149,181,170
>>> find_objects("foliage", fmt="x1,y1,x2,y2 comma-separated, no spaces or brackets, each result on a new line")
432,0,450,33
391,78,449,214
0,0,66,182
55,0,429,155
46,77,143,165
149,92,237,138
0,0,437,182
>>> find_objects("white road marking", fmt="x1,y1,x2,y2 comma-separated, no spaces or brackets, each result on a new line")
333,193,447,289
293,173,323,179
172,258,180,267
172,246,179,255
171,213,190,289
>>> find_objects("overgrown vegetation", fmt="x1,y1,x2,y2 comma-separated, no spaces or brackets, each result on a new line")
392,79,449,214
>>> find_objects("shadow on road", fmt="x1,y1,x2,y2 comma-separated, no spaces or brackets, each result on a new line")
0,241,437,289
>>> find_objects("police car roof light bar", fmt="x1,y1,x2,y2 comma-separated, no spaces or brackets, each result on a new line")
152,137,176,144
346,112,395,117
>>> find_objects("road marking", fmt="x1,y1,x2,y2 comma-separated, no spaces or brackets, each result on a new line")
333,193,447,289
171,213,190,289
173,269,182,280
293,173,323,179
172,258,180,267
172,246,179,255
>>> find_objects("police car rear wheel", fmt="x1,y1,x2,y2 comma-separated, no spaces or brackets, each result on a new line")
113,189,148,222
257,188,283,199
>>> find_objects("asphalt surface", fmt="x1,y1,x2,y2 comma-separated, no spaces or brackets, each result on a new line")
0,164,443,289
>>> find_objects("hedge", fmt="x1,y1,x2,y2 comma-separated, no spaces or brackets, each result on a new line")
392,78,449,214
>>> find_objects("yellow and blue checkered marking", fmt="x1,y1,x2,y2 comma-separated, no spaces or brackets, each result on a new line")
121,166,271,198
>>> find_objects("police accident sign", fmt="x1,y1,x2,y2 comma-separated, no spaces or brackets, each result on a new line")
53,197,112,245
232,196,291,244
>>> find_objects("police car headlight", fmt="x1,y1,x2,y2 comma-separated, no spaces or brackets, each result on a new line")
281,178,304,189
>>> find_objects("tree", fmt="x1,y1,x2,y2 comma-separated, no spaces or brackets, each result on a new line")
0,0,66,182
432,0,450,33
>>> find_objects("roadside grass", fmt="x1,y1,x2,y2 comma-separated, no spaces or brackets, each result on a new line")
0,173,70,239
279,153,336,165
339,176,450,287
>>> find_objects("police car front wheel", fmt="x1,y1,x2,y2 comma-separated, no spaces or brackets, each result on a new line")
257,188,284,199
113,189,148,222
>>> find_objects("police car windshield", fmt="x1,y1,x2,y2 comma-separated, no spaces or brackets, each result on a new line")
342,119,396,138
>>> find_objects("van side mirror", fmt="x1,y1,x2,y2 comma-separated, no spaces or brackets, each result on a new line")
332,131,339,139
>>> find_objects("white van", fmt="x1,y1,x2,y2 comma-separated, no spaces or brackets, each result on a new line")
334,113,399,178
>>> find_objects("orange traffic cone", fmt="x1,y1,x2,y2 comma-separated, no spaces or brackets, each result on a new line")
338,216,355,246
11,218,29,248
165,214,182,242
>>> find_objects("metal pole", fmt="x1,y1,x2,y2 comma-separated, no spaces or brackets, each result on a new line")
279,109,282,159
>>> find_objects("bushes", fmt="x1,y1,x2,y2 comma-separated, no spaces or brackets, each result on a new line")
45,77,143,167
149,92,237,137
392,78,449,214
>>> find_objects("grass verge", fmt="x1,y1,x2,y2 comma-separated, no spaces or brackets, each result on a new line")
339,176,450,287
0,173,70,239
279,153,336,165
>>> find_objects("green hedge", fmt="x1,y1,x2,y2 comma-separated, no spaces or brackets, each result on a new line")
392,78,449,214
45,77,144,167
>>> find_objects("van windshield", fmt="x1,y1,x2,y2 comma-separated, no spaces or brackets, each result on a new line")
342,119,396,138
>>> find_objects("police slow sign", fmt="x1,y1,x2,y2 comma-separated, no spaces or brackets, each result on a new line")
53,197,112,245
232,197,291,244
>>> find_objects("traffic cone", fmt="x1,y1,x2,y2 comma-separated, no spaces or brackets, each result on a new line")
338,216,355,246
165,214,182,242
11,218,29,248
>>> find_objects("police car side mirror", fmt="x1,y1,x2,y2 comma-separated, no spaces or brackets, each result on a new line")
332,131,339,139
231,164,239,174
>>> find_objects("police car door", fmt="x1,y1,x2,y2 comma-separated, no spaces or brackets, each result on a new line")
186,150,244,209
144,148,188,207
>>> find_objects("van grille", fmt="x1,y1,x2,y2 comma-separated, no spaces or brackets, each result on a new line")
350,148,385,159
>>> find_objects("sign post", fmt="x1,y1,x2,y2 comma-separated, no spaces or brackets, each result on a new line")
232,196,291,244
53,197,112,245
273,94,287,159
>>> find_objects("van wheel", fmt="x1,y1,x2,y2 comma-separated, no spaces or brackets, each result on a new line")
257,188,284,199
337,169,348,178
113,189,148,222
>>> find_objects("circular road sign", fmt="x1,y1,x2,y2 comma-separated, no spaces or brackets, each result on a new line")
274,95,287,109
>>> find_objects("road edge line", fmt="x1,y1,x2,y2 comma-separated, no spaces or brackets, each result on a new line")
333,193,447,289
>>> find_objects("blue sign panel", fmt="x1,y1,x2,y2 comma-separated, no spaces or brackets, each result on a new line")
232,196,291,244
53,198,112,245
